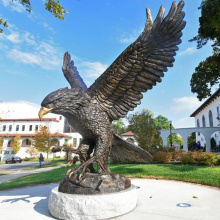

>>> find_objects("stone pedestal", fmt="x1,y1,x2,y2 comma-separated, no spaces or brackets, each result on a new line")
48,185,137,220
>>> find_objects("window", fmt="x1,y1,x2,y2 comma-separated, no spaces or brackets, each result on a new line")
202,115,206,127
217,106,220,118
9,125,12,131
4,151,9,154
3,125,6,131
26,139,31,145
35,125,38,131
22,125,25,131
29,125,32,131
209,110,213,127
59,116,62,120
197,119,200,127
16,125,19,131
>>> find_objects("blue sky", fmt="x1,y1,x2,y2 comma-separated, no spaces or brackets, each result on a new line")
0,0,214,128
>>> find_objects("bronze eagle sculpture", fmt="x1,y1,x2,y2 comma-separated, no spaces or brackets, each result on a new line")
39,1,185,180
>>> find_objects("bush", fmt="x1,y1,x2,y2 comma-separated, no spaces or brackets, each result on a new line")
215,154,220,165
196,152,216,165
154,151,172,163
180,152,194,164
172,151,182,161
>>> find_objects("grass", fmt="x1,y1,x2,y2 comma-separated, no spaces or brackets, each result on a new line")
0,164,219,191
24,159,67,170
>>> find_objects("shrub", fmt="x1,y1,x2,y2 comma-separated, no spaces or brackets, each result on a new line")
214,154,220,165
196,152,216,165
180,152,194,164
172,151,182,161
154,151,172,163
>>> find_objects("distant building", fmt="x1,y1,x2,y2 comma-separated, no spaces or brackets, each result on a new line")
0,102,82,160
121,131,138,146
190,88,220,147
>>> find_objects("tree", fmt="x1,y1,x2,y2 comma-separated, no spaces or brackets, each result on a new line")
0,137,4,151
26,146,38,157
189,0,220,100
154,115,171,130
33,125,53,159
12,136,21,154
154,115,183,147
127,109,161,151
0,0,68,33
187,132,196,151
112,119,127,135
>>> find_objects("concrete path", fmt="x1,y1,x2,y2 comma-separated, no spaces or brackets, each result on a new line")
0,165,67,184
0,179,219,220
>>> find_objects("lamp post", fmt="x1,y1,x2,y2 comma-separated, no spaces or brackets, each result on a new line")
169,120,172,147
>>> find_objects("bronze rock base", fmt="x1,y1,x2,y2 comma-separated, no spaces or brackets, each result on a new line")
58,172,131,195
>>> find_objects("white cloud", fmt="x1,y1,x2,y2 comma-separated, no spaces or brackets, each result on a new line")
5,32,22,43
173,117,195,128
118,28,142,44
171,96,203,114
81,61,108,78
7,44,61,70
1,0,26,13
178,47,197,56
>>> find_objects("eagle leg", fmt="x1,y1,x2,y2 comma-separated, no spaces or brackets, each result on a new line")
69,156,96,180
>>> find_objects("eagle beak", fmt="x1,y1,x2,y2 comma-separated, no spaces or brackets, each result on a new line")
39,107,54,120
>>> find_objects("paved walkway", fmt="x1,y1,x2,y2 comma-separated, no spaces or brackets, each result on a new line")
0,165,67,184
0,179,219,220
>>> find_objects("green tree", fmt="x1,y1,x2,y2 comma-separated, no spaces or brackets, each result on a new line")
187,132,196,151
12,136,21,154
127,109,161,151
0,0,68,33
154,115,183,147
33,125,53,159
189,0,220,100
112,119,127,135
0,137,4,151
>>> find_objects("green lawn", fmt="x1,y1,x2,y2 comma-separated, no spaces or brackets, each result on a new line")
24,159,67,170
0,164,219,191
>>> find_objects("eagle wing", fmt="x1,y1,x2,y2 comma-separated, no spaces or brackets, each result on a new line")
87,1,186,120
62,52,87,91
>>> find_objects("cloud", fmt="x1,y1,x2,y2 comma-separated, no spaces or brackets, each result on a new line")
0,20,61,70
171,96,203,114
178,47,197,56
173,117,195,128
1,0,26,13
7,44,61,70
80,61,108,78
118,28,142,44
5,32,22,43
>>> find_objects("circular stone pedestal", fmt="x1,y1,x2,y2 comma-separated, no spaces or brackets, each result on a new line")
48,185,137,220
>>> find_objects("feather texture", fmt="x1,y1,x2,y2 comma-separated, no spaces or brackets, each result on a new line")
87,1,186,121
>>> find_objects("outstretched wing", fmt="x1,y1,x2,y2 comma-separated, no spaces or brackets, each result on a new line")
111,134,153,163
87,1,186,120
62,52,87,91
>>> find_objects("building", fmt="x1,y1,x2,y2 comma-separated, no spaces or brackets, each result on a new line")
0,102,82,160
190,88,220,147
121,131,138,146
160,89,220,151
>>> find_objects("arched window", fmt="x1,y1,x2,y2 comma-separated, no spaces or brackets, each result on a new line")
209,110,213,127
197,119,200,127
202,115,206,127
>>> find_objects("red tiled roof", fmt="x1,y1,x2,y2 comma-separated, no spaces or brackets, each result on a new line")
0,118,59,122
0,133,72,139
121,131,135,136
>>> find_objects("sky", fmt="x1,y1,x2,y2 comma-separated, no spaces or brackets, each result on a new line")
0,0,215,128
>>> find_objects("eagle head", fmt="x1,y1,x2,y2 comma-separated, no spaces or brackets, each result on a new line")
39,87,86,120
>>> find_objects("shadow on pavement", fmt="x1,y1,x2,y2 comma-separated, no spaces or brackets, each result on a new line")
0,183,58,219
